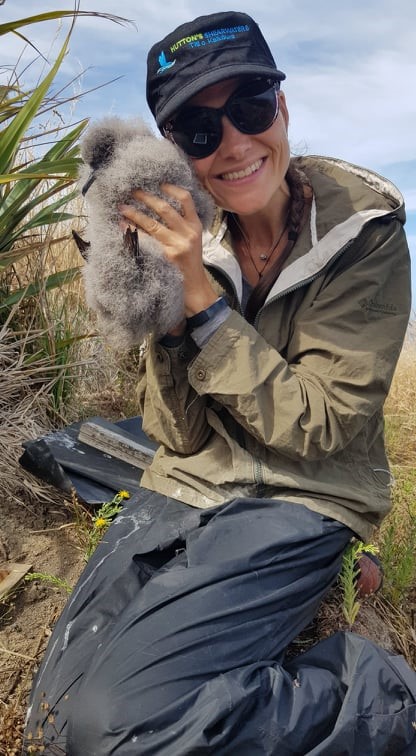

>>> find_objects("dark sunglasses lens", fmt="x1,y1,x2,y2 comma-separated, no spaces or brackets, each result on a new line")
170,79,278,158
171,108,221,158
229,81,277,134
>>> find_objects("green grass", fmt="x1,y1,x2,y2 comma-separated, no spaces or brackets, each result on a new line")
67,489,129,561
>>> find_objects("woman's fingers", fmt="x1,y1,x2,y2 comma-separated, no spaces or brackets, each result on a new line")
118,185,217,315
159,184,196,219
118,193,183,239
118,186,203,251
118,204,161,236
130,187,185,225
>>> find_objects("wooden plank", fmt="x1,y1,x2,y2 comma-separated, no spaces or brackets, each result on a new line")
0,562,32,600
78,418,156,470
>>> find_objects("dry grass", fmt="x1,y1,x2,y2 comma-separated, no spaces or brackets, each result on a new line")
0,317,61,508
0,223,141,511
384,330,416,467
379,333,416,614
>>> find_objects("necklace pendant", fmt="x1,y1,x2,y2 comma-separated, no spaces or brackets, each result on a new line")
259,253,268,261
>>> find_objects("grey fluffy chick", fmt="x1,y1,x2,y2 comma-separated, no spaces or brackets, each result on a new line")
77,116,215,348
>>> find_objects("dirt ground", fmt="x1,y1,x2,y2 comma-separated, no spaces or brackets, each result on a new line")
0,478,415,754
0,491,85,754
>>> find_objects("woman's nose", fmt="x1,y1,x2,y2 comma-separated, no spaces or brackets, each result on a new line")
218,115,252,158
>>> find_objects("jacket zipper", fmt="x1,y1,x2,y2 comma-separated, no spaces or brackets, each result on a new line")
253,456,265,490
250,238,356,487
207,237,356,492
207,235,357,324
254,238,356,327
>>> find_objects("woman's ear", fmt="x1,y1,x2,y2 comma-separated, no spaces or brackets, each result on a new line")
278,90,289,130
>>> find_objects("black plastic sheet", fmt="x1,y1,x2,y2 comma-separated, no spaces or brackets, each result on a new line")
24,494,416,755
19,416,156,504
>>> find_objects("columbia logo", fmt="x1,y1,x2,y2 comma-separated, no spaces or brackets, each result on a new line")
359,298,398,314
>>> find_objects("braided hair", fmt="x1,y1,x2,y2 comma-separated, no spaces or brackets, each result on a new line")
242,158,311,323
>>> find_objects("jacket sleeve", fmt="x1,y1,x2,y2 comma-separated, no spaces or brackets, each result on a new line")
186,218,411,461
137,334,213,454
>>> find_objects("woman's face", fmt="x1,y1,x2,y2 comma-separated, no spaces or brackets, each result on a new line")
187,77,291,217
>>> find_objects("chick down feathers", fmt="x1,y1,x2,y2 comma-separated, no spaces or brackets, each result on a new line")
78,116,215,348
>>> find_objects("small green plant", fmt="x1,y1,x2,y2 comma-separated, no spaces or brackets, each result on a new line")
0,581,24,624
69,489,130,560
339,541,379,627
25,572,72,594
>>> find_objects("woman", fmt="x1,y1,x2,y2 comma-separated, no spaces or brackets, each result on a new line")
25,11,415,755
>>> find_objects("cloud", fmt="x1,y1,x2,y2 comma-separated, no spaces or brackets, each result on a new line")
3,2,415,186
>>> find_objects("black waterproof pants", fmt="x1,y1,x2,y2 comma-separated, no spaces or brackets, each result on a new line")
24,493,416,755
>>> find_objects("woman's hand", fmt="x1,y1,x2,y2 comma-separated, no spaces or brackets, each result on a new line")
119,184,218,330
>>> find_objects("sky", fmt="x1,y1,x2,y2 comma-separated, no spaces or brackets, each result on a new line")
2,0,416,307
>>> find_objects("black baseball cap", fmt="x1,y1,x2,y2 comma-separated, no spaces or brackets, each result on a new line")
146,11,286,129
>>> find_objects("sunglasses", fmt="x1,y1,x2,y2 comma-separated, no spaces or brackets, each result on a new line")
164,78,279,159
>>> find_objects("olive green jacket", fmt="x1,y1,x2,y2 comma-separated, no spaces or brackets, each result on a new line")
137,156,411,540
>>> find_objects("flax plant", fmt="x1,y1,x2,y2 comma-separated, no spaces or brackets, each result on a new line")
0,8,131,312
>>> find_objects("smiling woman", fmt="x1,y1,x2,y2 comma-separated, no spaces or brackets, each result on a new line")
24,9,416,756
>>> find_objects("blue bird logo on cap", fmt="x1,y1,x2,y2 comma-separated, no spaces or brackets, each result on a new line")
157,51,176,74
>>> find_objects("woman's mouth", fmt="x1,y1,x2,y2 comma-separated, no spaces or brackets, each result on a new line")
220,159,264,181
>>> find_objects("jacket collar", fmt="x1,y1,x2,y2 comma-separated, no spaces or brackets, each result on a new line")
202,156,405,305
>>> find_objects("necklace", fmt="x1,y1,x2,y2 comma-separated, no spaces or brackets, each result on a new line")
230,211,290,278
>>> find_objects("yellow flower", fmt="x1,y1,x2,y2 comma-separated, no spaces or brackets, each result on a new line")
94,516,107,529
118,490,130,499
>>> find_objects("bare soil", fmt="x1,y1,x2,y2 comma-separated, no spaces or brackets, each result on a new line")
0,492,84,755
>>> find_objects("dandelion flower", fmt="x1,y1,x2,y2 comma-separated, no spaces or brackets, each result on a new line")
118,490,130,499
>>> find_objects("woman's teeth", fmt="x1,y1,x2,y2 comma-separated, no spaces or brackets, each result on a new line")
221,159,263,181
